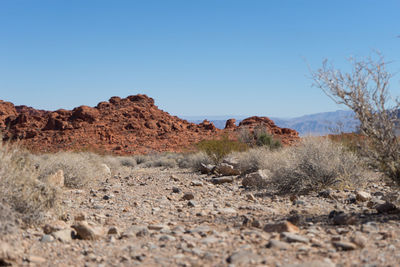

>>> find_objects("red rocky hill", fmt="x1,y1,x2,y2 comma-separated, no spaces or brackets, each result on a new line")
0,95,299,154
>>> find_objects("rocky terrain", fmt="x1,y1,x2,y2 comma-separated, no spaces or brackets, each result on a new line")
1,162,400,266
0,95,299,154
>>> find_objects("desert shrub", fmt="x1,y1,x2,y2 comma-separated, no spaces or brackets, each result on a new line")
0,141,60,225
235,137,365,194
271,137,365,194
33,152,110,188
178,151,212,170
256,132,282,149
312,52,400,183
117,156,137,168
196,136,248,164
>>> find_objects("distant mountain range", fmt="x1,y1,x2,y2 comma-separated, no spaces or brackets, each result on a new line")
182,110,359,136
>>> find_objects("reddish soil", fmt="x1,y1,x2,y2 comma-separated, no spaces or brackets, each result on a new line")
0,95,299,154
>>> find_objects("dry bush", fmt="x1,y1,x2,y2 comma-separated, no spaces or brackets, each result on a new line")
117,156,137,168
312,52,400,183
234,147,290,174
271,137,365,194
32,152,111,188
0,141,60,225
178,151,212,170
236,137,366,194
129,151,212,171
133,152,211,170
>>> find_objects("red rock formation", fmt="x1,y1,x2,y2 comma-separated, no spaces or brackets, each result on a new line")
0,95,299,154
224,119,237,129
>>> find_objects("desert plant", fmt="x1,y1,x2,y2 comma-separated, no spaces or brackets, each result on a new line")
33,152,111,188
256,132,282,149
0,140,60,225
196,136,248,164
239,126,281,149
271,137,365,194
312,52,400,183
178,151,212,170
235,137,366,194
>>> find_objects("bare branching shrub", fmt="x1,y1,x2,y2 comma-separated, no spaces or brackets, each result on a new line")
32,152,110,188
312,53,400,183
0,141,60,225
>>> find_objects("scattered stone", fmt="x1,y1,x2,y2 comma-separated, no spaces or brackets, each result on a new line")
214,163,240,176
27,255,46,264
280,232,309,243
72,221,105,240
199,163,215,175
43,220,69,234
148,224,167,231
188,200,197,207
211,177,234,184
318,190,332,198
351,232,367,248
263,221,299,233
170,175,180,181
172,187,180,193
284,258,335,267
332,241,358,251
356,191,371,202
182,192,194,200
158,235,176,242
246,193,256,201
190,180,203,186
330,211,358,225
367,198,386,209
266,239,291,250
74,212,87,221
40,234,54,243
52,229,74,243
242,170,269,188
217,207,237,215
107,226,120,235
121,225,149,238
226,250,260,265
376,202,398,214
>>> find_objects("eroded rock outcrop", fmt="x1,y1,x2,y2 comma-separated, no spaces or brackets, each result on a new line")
0,94,299,154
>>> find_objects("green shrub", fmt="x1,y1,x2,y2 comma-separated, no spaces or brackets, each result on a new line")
239,126,281,149
196,136,248,164
256,132,282,149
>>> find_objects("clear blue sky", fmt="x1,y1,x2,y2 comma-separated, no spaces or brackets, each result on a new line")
1,0,399,118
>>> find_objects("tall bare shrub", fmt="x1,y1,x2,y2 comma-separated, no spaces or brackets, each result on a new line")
312,53,400,182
